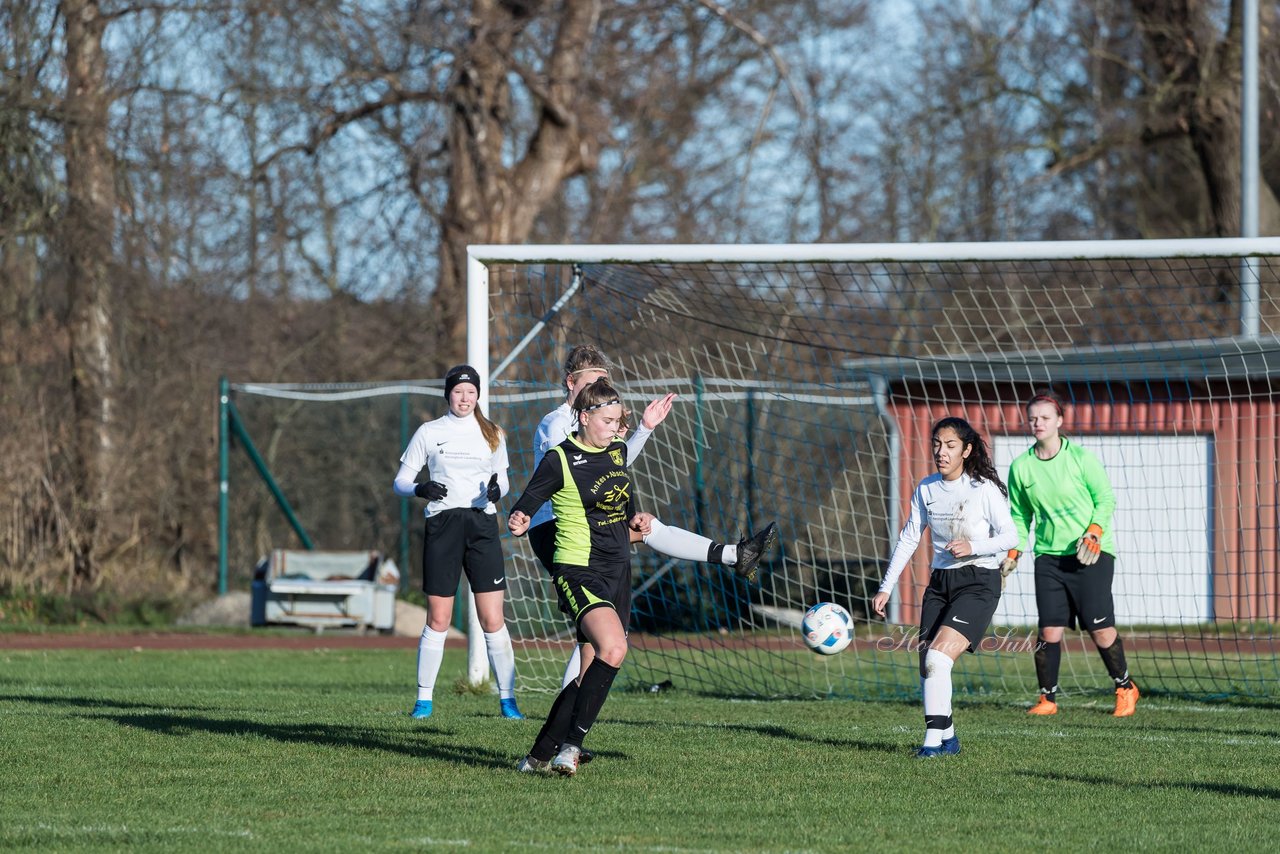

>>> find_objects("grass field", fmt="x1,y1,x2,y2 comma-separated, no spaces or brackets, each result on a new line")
2,647,1278,852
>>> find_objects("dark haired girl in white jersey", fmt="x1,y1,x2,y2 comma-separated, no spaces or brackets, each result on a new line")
392,365,522,720
872,417,1016,758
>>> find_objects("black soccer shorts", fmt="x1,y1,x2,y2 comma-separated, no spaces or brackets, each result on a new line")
919,564,1002,652
552,560,632,644
1034,552,1117,631
421,508,506,597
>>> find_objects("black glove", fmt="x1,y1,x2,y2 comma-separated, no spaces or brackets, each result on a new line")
486,474,502,504
414,480,448,501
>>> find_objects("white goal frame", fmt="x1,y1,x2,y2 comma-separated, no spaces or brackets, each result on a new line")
464,237,1280,688
467,237,1280,385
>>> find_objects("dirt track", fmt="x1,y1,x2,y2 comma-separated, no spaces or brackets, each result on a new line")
1,631,1276,654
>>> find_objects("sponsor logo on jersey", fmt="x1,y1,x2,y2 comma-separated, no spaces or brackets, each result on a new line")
572,453,588,466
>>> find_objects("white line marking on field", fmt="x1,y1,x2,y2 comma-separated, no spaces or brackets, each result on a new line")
402,838,472,846
13,824,253,839
977,727,1280,748
1121,702,1250,713
499,841,816,854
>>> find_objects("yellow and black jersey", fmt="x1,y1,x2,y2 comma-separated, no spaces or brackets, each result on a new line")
511,434,636,567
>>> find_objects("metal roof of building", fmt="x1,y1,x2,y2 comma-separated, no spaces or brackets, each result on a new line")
841,335,1280,386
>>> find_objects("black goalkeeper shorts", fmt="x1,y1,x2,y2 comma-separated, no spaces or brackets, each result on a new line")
1034,552,1117,631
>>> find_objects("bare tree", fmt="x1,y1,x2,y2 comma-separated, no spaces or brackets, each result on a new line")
1129,0,1280,236
11,0,1278,606
432,0,604,359
62,0,120,586
249,1,868,365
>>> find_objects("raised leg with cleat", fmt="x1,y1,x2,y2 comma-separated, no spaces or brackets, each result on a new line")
733,522,779,583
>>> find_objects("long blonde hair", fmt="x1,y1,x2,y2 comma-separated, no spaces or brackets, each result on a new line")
474,407,503,452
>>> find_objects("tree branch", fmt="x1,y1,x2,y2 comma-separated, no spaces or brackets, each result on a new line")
306,87,443,154
695,0,807,120
103,2,236,23
509,60,574,127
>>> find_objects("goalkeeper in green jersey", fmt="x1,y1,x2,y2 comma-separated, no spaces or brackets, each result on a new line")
1004,391,1139,717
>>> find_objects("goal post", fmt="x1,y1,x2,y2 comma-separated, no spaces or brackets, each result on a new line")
469,237,1280,701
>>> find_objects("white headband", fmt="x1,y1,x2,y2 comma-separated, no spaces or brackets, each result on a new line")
580,398,621,413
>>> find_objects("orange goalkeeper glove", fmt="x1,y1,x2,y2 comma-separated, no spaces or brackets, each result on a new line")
1000,549,1019,590
1000,550,1020,576
1075,524,1103,566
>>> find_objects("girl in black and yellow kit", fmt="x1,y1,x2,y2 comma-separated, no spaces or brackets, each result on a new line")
508,378,640,777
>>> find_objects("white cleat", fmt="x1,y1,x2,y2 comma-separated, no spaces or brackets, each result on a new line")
550,744,581,777
516,755,550,774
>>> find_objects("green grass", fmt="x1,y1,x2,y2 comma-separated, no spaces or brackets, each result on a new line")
1,648,1278,852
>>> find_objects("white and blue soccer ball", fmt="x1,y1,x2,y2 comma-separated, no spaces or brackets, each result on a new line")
801,602,853,655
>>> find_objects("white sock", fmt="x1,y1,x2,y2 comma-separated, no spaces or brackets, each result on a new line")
416,626,448,702
483,626,518,700
561,644,582,688
643,518,717,562
721,544,738,565
922,648,955,747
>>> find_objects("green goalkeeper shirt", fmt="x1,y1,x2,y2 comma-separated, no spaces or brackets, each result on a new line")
1007,437,1116,556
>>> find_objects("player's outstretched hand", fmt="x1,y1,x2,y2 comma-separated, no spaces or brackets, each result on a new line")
508,510,530,537
486,473,501,504
639,393,676,430
871,591,889,618
415,480,448,501
1075,523,1103,566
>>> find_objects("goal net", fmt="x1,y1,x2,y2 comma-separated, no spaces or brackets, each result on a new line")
469,239,1280,702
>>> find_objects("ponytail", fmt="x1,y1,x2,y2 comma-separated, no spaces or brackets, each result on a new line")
474,407,503,453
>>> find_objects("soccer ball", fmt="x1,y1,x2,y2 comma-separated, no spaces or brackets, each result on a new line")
801,602,852,655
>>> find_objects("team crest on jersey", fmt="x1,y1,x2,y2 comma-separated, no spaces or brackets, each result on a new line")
609,448,624,466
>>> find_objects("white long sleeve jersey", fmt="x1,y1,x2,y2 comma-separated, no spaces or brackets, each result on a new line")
878,473,1017,595
526,402,653,529
392,412,509,518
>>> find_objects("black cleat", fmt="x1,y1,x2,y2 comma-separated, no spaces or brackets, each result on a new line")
733,522,778,583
